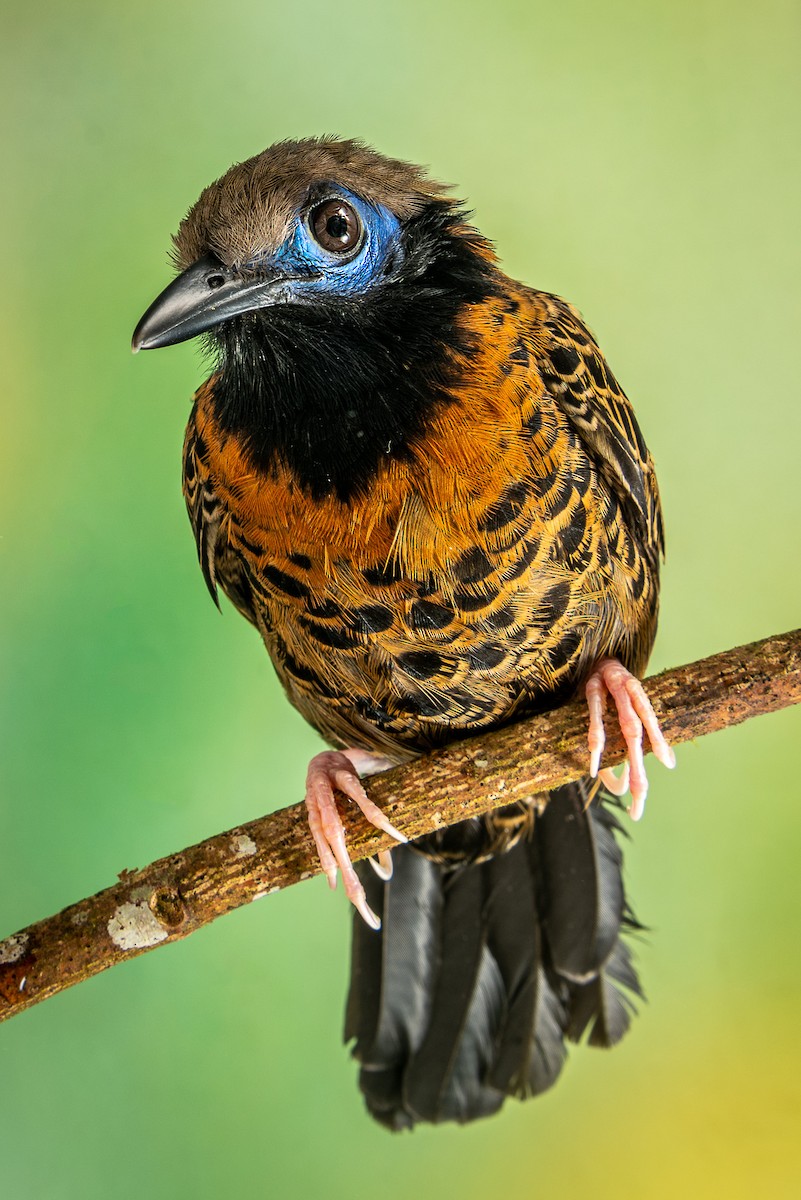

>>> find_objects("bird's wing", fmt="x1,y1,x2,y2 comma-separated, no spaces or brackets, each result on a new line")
535,292,664,557
183,393,259,627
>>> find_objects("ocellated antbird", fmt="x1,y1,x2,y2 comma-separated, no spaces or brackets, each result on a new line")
133,138,674,1129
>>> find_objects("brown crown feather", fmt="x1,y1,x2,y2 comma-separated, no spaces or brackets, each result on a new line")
171,137,454,271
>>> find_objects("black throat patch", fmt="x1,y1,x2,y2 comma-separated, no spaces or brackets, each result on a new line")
207,206,497,501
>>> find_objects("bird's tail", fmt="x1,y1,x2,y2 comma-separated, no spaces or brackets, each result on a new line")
344,781,642,1130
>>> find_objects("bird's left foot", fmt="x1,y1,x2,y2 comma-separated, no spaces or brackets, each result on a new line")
585,658,676,821
305,748,406,930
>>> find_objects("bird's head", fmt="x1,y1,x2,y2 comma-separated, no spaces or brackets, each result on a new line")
132,138,494,353
132,138,499,498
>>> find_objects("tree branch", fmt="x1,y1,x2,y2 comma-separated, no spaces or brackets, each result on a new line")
1,629,799,1023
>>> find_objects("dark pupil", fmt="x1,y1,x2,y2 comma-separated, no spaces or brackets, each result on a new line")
313,200,359,253
326,213,349,239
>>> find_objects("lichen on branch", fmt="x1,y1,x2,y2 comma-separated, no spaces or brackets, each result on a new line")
1,629,799,1024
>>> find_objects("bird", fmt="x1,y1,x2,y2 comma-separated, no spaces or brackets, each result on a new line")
132,137,675,1129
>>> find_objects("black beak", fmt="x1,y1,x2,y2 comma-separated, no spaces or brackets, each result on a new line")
132,253,287,352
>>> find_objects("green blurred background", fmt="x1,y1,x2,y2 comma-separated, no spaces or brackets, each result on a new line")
2,0,800,1195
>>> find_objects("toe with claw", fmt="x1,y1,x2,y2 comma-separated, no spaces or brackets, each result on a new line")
585,657,676,820
304,749,406,929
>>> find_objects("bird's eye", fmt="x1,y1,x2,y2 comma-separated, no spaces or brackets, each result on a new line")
309,199,363,255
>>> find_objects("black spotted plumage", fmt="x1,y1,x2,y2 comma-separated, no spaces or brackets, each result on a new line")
134,136,668,1129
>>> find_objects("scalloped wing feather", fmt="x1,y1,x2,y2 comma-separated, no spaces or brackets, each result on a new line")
535,292,665,556
183,397,258,626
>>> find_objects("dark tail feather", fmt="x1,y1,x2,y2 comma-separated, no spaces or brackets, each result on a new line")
344,782,643,1130
535,782,625,979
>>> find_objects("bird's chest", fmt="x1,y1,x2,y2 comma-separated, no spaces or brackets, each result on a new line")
229,501,543,754
197,396,608,753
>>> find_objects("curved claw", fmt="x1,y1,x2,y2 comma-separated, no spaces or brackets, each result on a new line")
368,850,394,881
598,761,630,798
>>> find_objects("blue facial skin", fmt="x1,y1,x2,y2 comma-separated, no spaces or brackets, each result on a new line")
265,188,403,300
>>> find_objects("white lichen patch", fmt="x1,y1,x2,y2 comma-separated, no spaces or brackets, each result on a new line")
231,832,258,857
253,886,281,901
107,901,169,951
0,932,29,964
70,910,89,927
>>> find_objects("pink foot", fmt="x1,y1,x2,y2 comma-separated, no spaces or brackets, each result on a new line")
585,658,676,821
305,748,406,929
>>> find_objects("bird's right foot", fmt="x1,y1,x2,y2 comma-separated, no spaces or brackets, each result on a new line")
304,749,407,929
